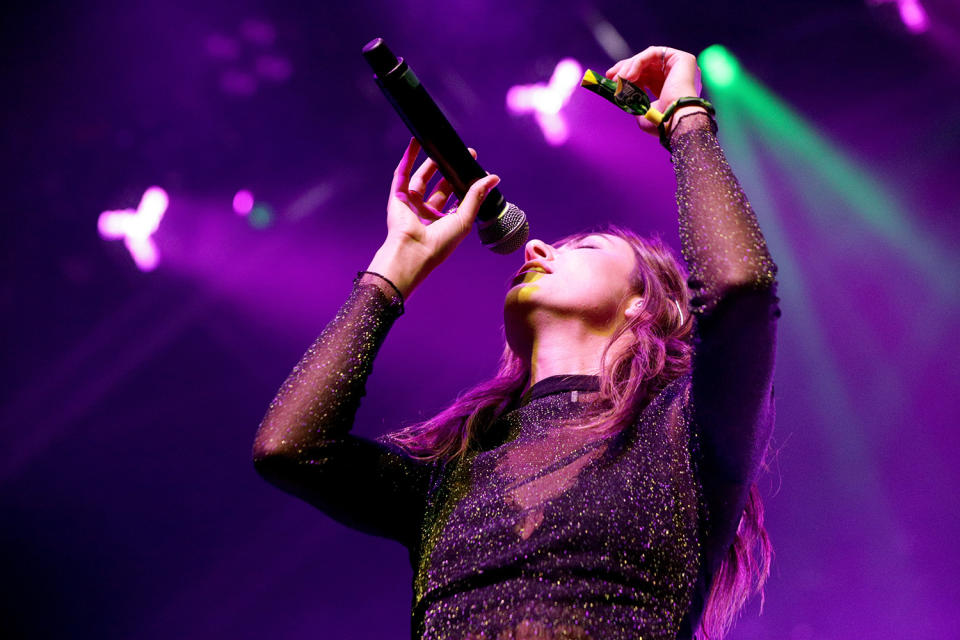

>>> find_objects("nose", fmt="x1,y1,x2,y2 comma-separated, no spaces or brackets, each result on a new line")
524,238,553,262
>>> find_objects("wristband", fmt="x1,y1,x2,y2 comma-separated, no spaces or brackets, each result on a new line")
657,97,716,151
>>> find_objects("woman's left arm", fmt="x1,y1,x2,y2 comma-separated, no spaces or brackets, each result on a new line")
609,48,780,559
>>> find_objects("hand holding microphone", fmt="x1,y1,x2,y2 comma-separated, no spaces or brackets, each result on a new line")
363,38,528,255
366,139,500,299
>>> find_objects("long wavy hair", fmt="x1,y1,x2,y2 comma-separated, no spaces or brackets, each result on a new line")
384,223,772,639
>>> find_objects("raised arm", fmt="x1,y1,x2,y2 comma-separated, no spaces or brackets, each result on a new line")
670,112,778,309
253,138,500,549
671,112,779,554
252,274,435,548
608,47,779,564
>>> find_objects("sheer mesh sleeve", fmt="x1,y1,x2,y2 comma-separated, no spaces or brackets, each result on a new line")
670,113,780,568
252,273,436,549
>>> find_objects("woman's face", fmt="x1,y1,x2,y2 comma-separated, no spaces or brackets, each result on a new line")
504,232,640,330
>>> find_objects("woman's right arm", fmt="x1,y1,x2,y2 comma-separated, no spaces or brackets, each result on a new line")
253,272,429,547
252,139,499,548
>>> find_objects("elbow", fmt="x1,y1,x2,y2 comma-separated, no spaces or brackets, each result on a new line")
252,447,302,487
251,433,280,466
252,438,334,482
252,446,282,474
717,266,777,293
251,425,300,465
713,253,778,292
712,271,778,304
251,437,299,477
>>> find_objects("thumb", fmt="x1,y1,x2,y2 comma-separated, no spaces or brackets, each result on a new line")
457,174,500,226
431,174,500,247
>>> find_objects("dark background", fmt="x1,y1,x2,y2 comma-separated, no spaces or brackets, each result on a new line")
2,1,959,637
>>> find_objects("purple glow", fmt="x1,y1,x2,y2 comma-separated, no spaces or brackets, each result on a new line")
255,54,293,82
233,189,255,215
98,186,168,271
899,0,929,33
220,69,257,96
535,113,569,146
506,58,583,145
240,19,276,46
203,33,239,60
869,0,931,34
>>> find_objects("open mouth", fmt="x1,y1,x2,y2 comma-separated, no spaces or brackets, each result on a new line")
511,267,547,285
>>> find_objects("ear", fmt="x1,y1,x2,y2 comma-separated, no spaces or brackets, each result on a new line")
623,295,644,320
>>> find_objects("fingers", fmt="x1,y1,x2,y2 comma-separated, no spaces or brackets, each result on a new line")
455,174,499,226
425,177,454,211
391,137,420,195
606,46,667,94
429,147,477,210
605,46,660,80
408,152,439,197
392,141,486,226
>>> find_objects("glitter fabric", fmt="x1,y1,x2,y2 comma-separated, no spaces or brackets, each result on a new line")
254,113,779,640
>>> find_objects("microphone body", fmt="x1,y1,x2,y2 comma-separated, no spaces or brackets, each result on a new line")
363,38,528,254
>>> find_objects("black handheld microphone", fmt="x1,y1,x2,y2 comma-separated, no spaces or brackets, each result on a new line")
362,38,529,255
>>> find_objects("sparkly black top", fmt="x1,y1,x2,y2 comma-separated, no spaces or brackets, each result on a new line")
253,114,779,640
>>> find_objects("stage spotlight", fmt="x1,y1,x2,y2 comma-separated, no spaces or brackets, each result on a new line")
868,0,930,35
506,58,583,145
233,189,255,216
699,45,740,89
98,186,168,271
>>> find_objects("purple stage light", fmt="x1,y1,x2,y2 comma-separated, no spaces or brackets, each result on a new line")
868,0,930,34
255,54,293,82
204,33,240,60
506,58,583,145
233,189,255,216
240,18,276,46
220,69,257,96
98,186,168,271
898,0,929,33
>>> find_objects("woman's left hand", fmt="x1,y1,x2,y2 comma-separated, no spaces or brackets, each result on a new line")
605,46,704,136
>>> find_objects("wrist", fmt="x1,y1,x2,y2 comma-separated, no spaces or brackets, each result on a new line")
666,105,709,135
366,239,431,299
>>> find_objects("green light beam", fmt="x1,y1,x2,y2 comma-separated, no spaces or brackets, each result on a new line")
699,45,958,296
710,89,927,615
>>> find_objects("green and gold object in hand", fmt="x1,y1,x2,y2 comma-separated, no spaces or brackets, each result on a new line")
580,69,665,125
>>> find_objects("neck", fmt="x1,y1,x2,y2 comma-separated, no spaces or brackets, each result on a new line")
512,316,623,389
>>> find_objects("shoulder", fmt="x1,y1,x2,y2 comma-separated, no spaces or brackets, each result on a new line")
620,374,693,446
642,373,692,414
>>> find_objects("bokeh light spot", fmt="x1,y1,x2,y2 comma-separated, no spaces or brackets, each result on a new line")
248,204,274,229
98,186,168,271
233,189,255,216
699,45,740,88
506,58,582,146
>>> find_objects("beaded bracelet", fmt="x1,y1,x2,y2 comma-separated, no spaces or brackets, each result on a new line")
356,270,405,314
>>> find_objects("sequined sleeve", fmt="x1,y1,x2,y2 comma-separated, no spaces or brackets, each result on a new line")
252,273,436,549
671,113,780,569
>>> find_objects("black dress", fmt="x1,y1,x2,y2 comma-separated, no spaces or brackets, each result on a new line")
253,113,780,640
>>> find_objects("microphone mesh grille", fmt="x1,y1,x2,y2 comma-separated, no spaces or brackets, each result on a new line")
478,203,529,254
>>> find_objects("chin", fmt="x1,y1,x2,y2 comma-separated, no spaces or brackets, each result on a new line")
505,279,543,304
